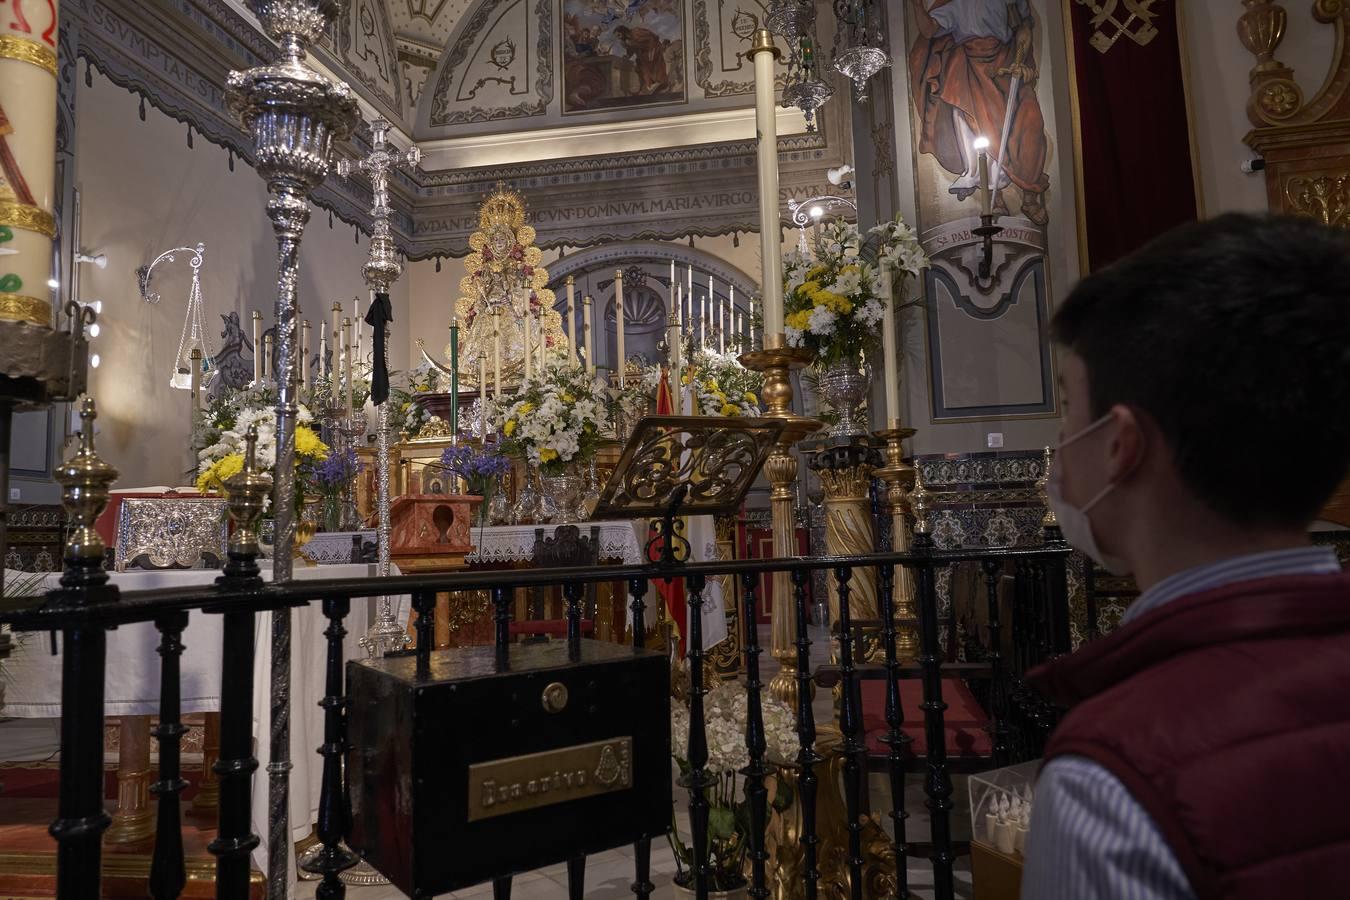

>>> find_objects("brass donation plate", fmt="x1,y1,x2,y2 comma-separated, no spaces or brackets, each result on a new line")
466,737,633,822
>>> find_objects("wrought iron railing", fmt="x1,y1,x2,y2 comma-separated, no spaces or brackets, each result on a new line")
0,529,1074,900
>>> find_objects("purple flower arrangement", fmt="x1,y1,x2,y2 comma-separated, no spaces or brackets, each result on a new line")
441,445,510,524
308,446,364,497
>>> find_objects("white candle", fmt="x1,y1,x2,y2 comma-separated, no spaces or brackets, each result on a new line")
880,261,901,428
615,269,626,386
331,301,342,383
566,276,577,368
479,352,488,437
189,348,202,425
524,308,533,382
301,320,310,388
583,294,595,375
319,322,328,381
979,150,991,217
343,317,354,418
700,295,707,345
492,310,502,396
357,293,366,373
251,311,262,383
670,260,676,303
262,333,271,380
676,285,683,328
750,29,784,338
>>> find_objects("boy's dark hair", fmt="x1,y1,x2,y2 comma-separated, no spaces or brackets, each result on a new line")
1052,213,1350,528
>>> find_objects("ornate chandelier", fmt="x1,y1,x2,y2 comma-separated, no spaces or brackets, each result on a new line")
782,34,834,133
832,0,890,101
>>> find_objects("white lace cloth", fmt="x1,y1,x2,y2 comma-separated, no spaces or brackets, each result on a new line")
299,529,377,564
466,521,645,565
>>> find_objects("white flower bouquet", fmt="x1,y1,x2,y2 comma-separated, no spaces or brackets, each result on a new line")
783,214,928,366
669,681,798,892
682,348,763,417
499,358,609,476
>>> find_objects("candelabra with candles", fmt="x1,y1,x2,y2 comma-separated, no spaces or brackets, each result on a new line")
224,0,358,894
971,136,1005,281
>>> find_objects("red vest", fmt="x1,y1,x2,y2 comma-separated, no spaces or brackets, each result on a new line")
1028,574,1350,900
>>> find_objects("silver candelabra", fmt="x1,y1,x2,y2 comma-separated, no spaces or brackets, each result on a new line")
225,1,358,896
337,116,421,659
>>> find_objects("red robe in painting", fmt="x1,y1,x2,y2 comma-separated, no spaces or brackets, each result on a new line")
908,0,1050,216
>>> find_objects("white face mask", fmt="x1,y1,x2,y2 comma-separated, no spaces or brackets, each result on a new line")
1046,414,1131,576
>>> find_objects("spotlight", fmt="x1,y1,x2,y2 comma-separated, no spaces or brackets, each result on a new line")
809,206,824,220
47,278,59,290
973,136,990,151
91,300,103,314
90,353,101,368
827,165,854,188
88,323,100,337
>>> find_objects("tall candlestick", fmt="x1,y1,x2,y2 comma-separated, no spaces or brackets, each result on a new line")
356,293,366,374
978,143,992,217
880,261,901,427
566,276,577,368
343,316,354,419
670,260,676,301
718,280,726,354
615,269,626,387
252,311,262,383
750,29,785,337
479,351,488,438
524,309,533,383
319,321,328,380
492,310,502,397
449,317,460,439
262,333,273,381
583,294,595,375
331,301,342,383
700,295,707,345
300,320,311,388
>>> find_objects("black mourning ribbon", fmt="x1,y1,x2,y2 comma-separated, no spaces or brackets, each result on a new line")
365,291,393,405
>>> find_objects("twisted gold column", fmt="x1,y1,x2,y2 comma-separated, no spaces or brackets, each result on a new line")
815,456,881,626
742,336,819,708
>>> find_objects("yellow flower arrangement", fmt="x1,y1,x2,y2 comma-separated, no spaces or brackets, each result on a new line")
503,419,517,436
196,453,244,494
294,426,328,460
744,391,758,405
539,447,559,463
719,403,739,417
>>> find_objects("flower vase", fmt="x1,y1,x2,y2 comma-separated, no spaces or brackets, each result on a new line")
511,469,540,525
540,467,585,524
488,474,510,524
817,359,871,439
320,495,344,533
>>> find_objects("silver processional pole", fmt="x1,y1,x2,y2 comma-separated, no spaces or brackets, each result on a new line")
225,2,358,896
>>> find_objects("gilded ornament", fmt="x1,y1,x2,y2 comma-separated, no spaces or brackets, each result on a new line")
1259,80,1302,118
0,34,57,75
0,201,56,239
1285,172,1350,227
1076,0,1162,53
0,293,51,327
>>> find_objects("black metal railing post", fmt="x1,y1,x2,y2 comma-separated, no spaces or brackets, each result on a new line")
912,532,955,900
981,561,1011,768
492,586,512,666
627,576,655,900
563,579,583,658
149,610,189,900
834,565,865,900
300,595,358,896
739,571,769,899
790,567,821,900
876,563,911,900
209,603,261,896
412,590,436,677
681,572,711,900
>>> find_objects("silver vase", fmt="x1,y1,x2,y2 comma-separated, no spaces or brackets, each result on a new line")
817,359,871,439
540,469,585,524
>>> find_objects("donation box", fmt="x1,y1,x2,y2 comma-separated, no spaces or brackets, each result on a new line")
347,639,671,896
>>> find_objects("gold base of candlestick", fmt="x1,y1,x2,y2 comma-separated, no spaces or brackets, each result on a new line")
874,426,920,662
742,336,820,710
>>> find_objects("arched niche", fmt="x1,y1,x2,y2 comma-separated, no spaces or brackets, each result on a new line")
547,241,759,370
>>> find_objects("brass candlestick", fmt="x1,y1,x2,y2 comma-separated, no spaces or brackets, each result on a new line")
55,398,119,590
741,335,820,707
873,426,919,661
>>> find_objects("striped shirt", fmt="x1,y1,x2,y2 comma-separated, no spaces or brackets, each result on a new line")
1021,546,1342,900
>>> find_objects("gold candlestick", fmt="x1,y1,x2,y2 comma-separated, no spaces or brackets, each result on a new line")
873,426,920,661
741,334,820,707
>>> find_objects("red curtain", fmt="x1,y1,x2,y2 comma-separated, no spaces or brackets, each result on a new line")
1066,2,1199,271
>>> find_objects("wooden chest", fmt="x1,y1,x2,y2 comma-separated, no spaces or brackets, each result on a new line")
346,639,671,897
